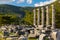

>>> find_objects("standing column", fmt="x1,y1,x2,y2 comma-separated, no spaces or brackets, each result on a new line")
41,7,44,28
33,9,36,26
46,6,49,27
37,8,40,25
51,4,55,29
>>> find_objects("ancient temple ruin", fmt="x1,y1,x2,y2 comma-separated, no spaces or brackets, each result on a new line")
0,0,60,40
33,4,57,40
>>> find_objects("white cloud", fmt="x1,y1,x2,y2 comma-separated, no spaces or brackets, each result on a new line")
0,0,15,4
27,0,32,4
34,0,56,7
0,0,15,2
17,0,32,4
0,0,32,4
17,0,25,3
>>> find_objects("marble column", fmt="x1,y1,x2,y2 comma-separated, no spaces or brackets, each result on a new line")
41,7,44,28
33,9,36,26
46,6,49,27
37,8,40,25
51,5,55,29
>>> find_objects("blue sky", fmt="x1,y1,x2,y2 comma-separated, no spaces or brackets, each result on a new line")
0,0,56,7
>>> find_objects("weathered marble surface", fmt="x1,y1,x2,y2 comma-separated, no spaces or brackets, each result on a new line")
57,30,60,40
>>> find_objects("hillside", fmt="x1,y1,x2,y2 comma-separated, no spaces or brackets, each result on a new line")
0,4,34,25
0,4,34,17
53,1,60,28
